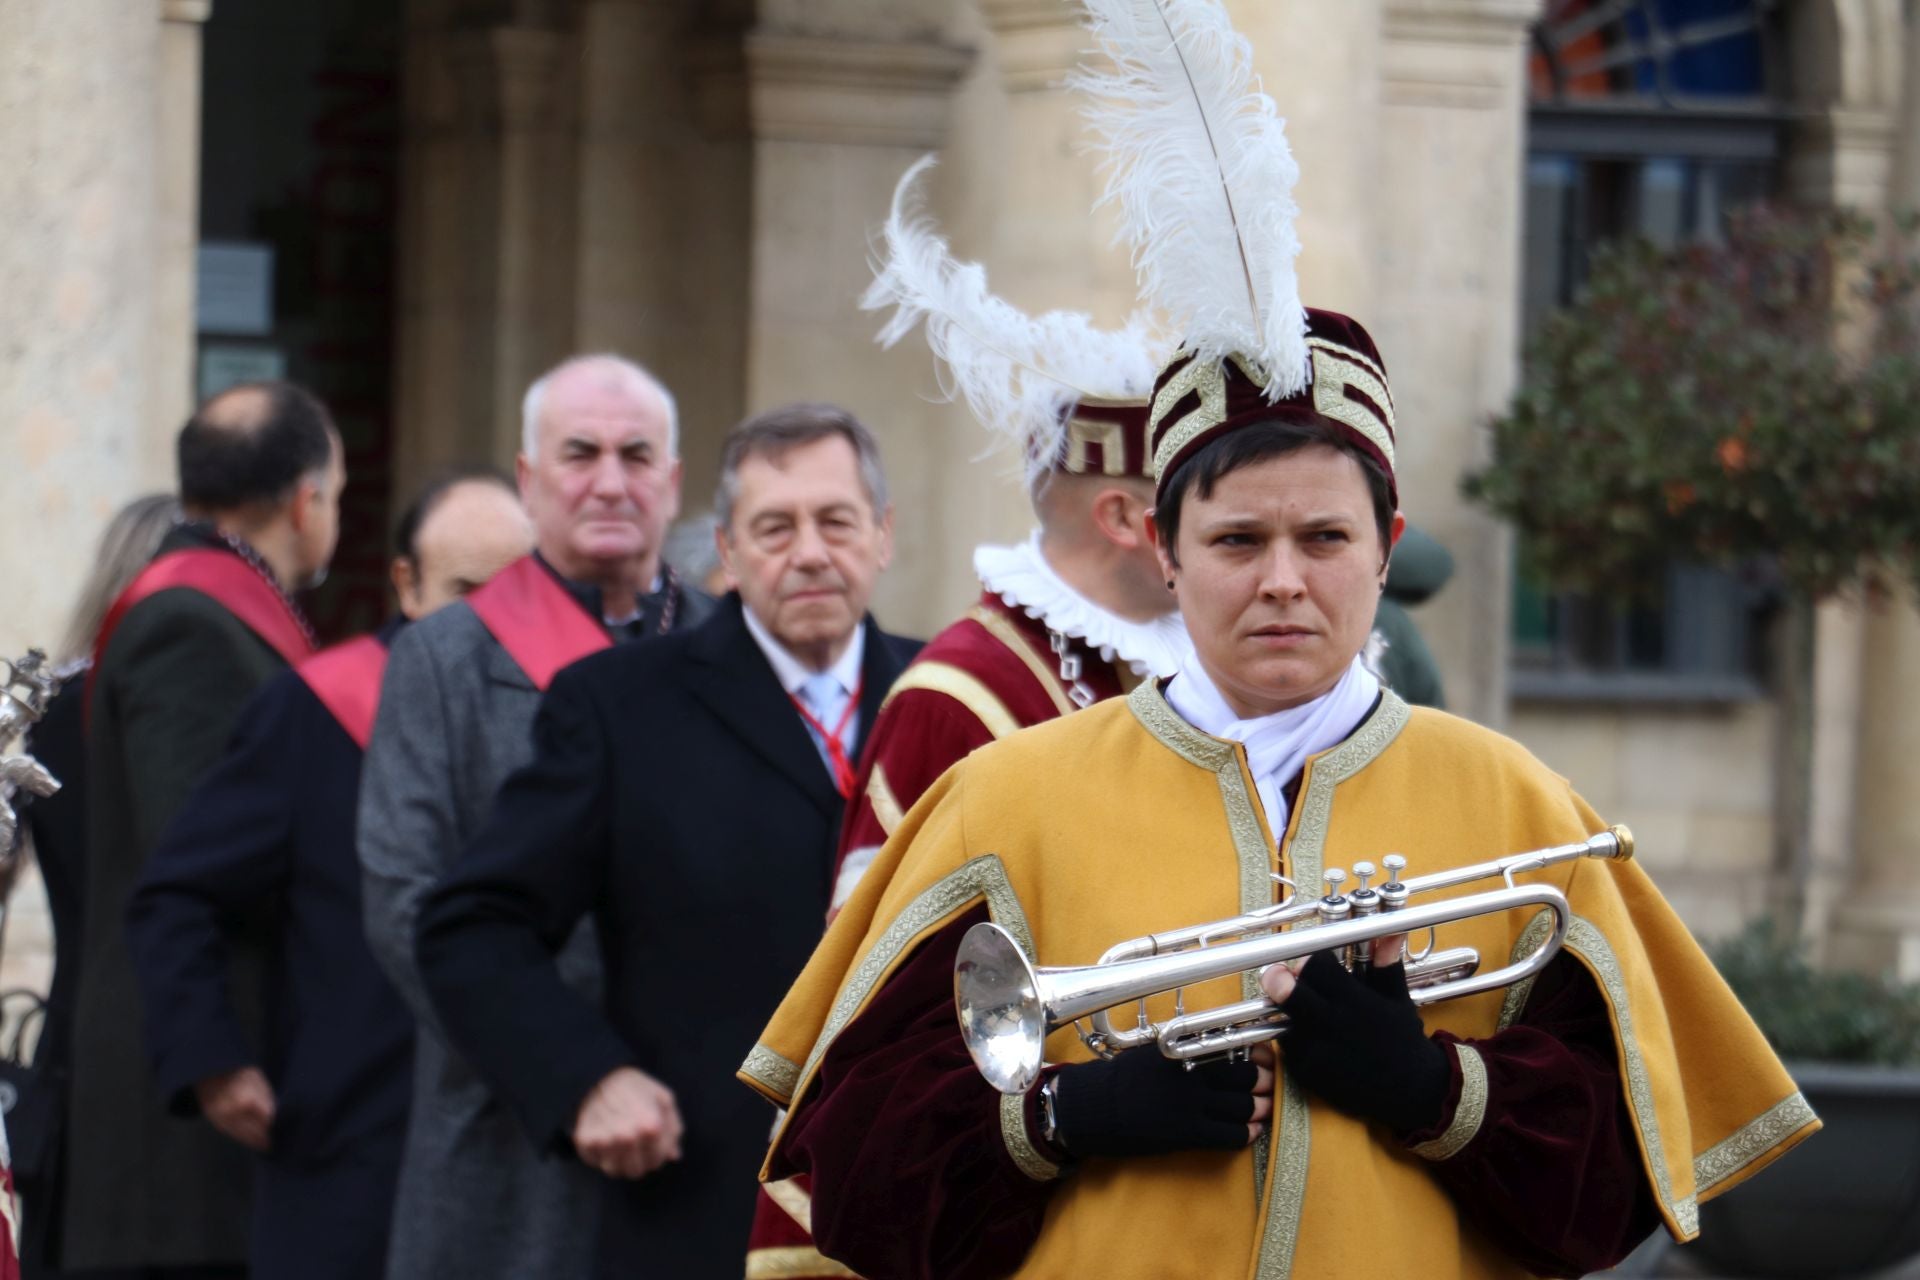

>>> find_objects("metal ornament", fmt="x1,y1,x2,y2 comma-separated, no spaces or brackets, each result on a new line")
0,650,64,856
956,826,1635,1094
1047,630,1098,709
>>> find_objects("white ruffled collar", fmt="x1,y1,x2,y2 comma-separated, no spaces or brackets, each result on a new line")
973,534,1192,678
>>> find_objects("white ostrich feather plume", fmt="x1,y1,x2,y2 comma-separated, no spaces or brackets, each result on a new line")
1069,0,1308,399
862,155,1162,483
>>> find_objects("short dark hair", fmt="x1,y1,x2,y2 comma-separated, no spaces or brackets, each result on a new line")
714,403,889,530
1153,419,1395,566
177,381,337,511
392,465,517,562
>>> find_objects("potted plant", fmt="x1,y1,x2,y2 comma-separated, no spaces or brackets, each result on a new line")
1665,923,1920,1279
1465,205,1920,940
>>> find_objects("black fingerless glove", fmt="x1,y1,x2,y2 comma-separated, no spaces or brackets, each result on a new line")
1278,951,1451,1135
1050,1046,1256,1159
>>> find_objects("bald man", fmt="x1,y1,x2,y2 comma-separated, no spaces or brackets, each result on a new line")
66,381,346,1274
124,471,532,1280
358,354,713,1280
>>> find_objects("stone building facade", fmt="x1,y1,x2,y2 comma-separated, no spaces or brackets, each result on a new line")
2,0,1918,970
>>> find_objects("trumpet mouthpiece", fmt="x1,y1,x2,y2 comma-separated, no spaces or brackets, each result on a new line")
1606,825,1634,861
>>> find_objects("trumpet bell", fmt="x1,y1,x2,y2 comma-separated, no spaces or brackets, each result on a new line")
955,922,1047,1094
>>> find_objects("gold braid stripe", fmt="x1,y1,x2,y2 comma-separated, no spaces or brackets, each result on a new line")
881,662,1021,741
1692,1090,1819,1196
1410,1044,1488,1162
745,1246,859,1278
1066,414,1128,476
1502,911,1700,1235
741,1045,801,1103
1000,1091,1063,1182
966,605,1077,718
787,854,1034,1127
865,762,904,837
763,1177,814,1229
1307,341,1395,470
1149,352,1233,480
1127,681,1413,1280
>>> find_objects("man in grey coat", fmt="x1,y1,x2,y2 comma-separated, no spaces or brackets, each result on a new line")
358,354,713,1279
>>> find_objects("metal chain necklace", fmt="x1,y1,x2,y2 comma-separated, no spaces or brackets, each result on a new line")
1047,629,1098,709
652,565,681,636
189,521,321,651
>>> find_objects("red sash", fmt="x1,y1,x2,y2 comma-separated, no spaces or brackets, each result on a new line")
89,549,318,718
295,634,390,751
465,555,611,691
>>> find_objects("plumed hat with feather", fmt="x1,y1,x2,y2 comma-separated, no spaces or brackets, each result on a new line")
862,157,1162,489
1069,0,1399,506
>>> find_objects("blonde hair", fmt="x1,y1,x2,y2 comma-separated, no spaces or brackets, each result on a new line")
59,494,182,663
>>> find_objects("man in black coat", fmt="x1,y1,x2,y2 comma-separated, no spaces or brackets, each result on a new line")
416,405,919,1278
66,381,344,1275
123,471,534,1280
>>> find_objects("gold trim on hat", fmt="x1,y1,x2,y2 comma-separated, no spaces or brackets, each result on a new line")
1149,352,1232,480
1307,339,1396,470
1066,414,1129,477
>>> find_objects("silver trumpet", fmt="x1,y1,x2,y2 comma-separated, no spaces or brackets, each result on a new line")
955,826,1634,1094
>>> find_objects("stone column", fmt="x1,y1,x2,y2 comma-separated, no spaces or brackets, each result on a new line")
0,0,204,659
153,1,211,460
571,0,754,503
392,9,574,493
1824,0,1920,976
1375,0,1539,729
741,13,972,633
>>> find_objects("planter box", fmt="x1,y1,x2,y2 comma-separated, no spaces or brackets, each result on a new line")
1685,1062,1920,1279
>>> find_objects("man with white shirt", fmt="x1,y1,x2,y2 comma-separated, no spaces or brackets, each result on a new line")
413,404,918,1279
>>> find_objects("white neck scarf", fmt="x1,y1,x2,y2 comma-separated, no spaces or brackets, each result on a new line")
1166,654,1380,845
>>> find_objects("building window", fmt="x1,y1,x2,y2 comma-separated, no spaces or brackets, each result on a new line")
1513,0,1786,702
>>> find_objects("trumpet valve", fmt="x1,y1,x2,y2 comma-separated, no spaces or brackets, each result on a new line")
1379,854,1410,910
1318,868,1353,927
1349,861,1381,912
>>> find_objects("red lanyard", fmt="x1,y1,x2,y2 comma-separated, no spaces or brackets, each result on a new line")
790,677,863,798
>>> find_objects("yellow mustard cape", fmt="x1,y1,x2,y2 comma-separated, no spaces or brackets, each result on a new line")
742,683,1818,1280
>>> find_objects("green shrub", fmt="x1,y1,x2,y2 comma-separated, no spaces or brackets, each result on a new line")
1465,206,1920,603
1711,920,1920,1067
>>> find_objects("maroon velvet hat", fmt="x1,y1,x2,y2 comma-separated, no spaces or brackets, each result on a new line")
1147,308,1398,507
1053,397,1154,480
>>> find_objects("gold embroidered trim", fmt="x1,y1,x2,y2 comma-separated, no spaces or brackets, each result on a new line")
1499,910,1713,1233
763,1176,813,1230
1255,690,1409,1278
1000,1090,1063,1182
1127,679,1273,1196
967,605,1077,718
1308,343,1395,468
1496,910,1554,1031
866,762,904,837
1125,679,1236,770
1253,1074,1312,1280
1150,351,1232,480
1066,414,1128,476
882,662,1021,741
742,1044,801,1103
1132,681,1412,1277
1411,1043,1487,1161
1551,914,1695,1235
796,855,1033,1104
1693,1091,1819,1195
744,1245,859,1278
1307,335,1388,387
